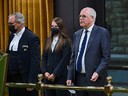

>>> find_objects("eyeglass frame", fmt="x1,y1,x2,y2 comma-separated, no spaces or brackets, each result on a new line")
78,15,93,19
8,22,17,26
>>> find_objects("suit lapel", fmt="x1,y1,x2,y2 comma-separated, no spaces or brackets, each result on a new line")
9,34,15,43
75,29,83,53
7,34,15,52
18,29,28,51
86,25,98,54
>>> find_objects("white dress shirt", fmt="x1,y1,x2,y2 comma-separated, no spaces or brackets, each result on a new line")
76,24,94,73
51,36,59,52
9,27,25,51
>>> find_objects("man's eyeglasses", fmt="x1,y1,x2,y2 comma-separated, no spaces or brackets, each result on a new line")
8,22,16,26
78,15,87,19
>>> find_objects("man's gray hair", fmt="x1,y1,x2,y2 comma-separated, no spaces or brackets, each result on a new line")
86,7,97,22
8,12,25,25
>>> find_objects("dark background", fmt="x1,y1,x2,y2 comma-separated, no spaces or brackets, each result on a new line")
53,0,105,40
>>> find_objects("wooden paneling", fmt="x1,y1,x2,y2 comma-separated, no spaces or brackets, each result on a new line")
0,0,4,50
28,0,33,31
9,0,12,14
22,0,28,26
12,0,16,13
4,0,9,51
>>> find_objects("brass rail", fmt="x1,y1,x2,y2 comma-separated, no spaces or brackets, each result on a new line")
6,83,36,88
5,75,128,96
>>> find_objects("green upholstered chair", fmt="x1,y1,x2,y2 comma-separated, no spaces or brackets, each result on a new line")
0,50,8,96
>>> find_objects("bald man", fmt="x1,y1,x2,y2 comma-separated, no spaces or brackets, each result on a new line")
67,7,110,96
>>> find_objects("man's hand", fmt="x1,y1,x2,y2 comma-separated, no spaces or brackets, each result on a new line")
90,72,99,82
26,88,34,91
45,72,50,79
66,80,72,86
26,83,34,91
48,74,56,82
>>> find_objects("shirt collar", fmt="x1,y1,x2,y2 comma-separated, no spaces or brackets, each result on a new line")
83,24,94,33
14,27,25,36
53,36,59,41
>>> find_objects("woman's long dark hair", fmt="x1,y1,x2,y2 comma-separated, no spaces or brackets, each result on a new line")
45,17,72,52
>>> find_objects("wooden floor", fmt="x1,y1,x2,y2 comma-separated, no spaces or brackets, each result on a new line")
5,94,9,96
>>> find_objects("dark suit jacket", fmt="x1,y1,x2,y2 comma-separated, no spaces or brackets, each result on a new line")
67,25,110,86
42,38,71,79
6,28,41,83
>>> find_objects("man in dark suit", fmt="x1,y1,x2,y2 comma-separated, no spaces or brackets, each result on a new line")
67,7,110,96
6,12,41,96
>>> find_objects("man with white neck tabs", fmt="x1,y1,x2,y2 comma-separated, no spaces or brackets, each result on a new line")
67,7,110,96
7,12,41,96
